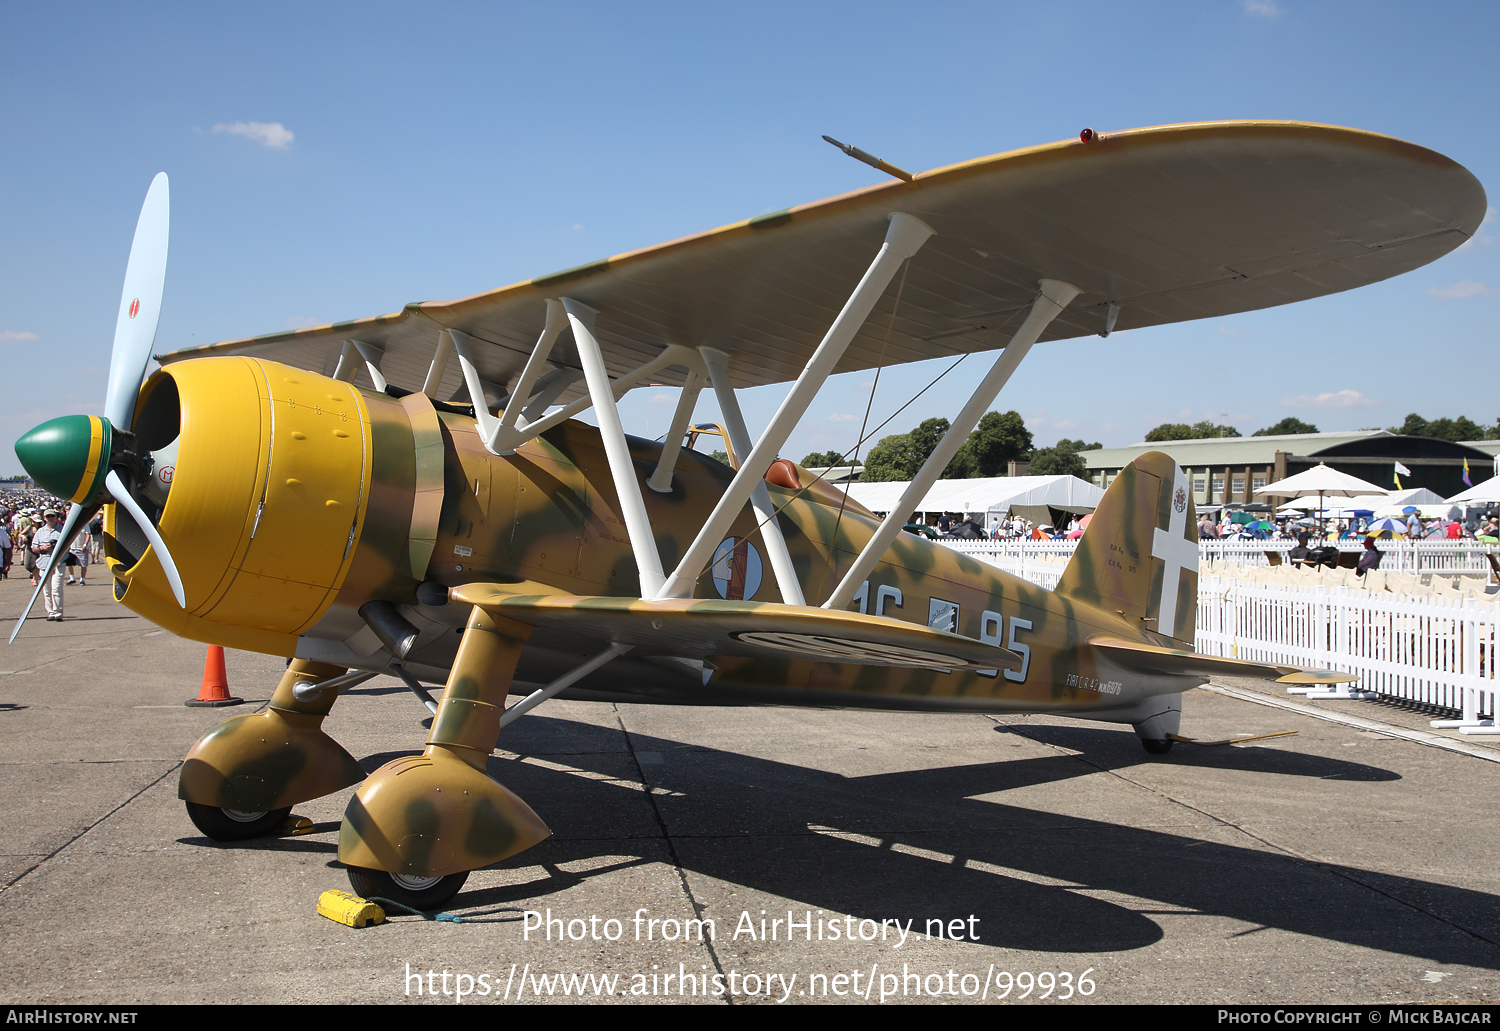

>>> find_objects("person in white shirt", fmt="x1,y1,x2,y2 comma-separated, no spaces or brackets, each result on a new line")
30,509,66,621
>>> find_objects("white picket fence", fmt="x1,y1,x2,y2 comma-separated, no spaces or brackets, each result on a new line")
1196,579,1499,722
941,538,1499,576
940,538,1500,720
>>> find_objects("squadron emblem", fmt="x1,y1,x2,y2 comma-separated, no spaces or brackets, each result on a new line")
1173,486,1186,513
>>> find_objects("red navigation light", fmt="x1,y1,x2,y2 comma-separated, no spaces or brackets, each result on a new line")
1080,128,1096,143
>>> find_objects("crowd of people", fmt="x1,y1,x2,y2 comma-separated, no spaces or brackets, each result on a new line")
0,490,101,622
1195,507,1500,543
922,504,1500,547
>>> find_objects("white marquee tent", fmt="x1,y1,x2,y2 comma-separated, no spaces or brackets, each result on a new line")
841,475,1103,527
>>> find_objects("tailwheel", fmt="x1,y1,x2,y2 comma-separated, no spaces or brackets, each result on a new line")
185,801,292,840
1140,738,1174,755
346,867,470,911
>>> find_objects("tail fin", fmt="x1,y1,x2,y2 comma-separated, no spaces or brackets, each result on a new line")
1055,451,1197,644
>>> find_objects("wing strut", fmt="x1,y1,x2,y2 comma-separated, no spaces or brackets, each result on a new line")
699,347,805,606
655,211,935,600
565,298,667,598
823,279,1081,610
332,340,388,391
647,366,706,492
447,328,503,443
491,298,570,454
496,642,633,731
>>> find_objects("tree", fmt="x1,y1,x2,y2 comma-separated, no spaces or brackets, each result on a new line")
1423,416,1486,442
1189,420,1241,439
862,420,953,481
800,450,845,468
709,449,730,467
1388,413,1429,437
1253,417,1319,436
860,417,983,481
951,410,1033,477
859,434,912,481
1146,421,1239,441
1028,439,1090,478
1386,413,1491,442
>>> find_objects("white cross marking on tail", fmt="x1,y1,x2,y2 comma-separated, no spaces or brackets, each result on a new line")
1151,466,1196,637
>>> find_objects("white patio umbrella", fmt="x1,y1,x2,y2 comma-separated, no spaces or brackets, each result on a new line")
1447,477,1500,506
1256,464,1389,536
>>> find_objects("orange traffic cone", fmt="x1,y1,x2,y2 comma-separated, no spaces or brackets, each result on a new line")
186,645,244,707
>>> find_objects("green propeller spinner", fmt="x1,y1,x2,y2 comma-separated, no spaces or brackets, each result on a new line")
14,415,113,507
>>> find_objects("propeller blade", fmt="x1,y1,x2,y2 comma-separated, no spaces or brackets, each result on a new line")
9,503,96,643
103,173,169,430
104,470,186,608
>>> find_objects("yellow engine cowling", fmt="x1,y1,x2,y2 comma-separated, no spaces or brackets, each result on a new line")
106,357,372,655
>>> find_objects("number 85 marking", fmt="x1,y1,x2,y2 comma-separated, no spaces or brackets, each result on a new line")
978,611,1030,682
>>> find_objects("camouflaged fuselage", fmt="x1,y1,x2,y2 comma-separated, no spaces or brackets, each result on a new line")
293,387,1198,719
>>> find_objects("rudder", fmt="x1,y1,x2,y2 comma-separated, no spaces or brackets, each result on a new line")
1054,452,1197,644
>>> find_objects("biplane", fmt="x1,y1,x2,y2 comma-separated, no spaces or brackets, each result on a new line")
12,122,1486,908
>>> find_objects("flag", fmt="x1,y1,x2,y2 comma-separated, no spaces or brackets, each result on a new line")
1394,471,1402,490
1463,458,1473,487
1395,461,1412,476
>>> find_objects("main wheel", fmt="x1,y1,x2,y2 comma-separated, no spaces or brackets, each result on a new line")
347,867,470,911
185,802,292,840
1140,738,1174,755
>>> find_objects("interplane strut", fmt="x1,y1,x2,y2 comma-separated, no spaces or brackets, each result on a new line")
823,278,1081,611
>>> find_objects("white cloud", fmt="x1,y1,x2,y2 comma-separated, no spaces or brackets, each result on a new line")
1217,325,1251,336
571,223,584,232
0,331,38,342
829,413,856,422
1428,280,1493,299
1280,389,1382,409
648,393,677,406
1243,0,1280,16
212,121,295,149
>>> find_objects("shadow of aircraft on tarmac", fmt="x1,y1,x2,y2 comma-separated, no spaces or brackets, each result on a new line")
472,714,1498,967
179,712,1497,968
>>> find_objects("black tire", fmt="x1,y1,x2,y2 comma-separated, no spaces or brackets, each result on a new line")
185,802,292,841
347,867,470,911
1141,738,1174,755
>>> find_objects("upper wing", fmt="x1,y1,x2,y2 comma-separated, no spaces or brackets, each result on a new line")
159,121,1486,405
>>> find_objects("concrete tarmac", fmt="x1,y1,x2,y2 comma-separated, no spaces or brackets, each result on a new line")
1,575,1497,1005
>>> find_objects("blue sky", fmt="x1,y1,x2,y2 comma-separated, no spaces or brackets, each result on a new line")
3,1,1496,472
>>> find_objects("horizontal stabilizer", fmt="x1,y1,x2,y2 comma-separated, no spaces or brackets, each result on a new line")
1090,636,1358,685
452,585,1021,672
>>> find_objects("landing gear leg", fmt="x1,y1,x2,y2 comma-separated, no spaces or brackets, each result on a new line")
179,659,367,838
339,609,550,895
